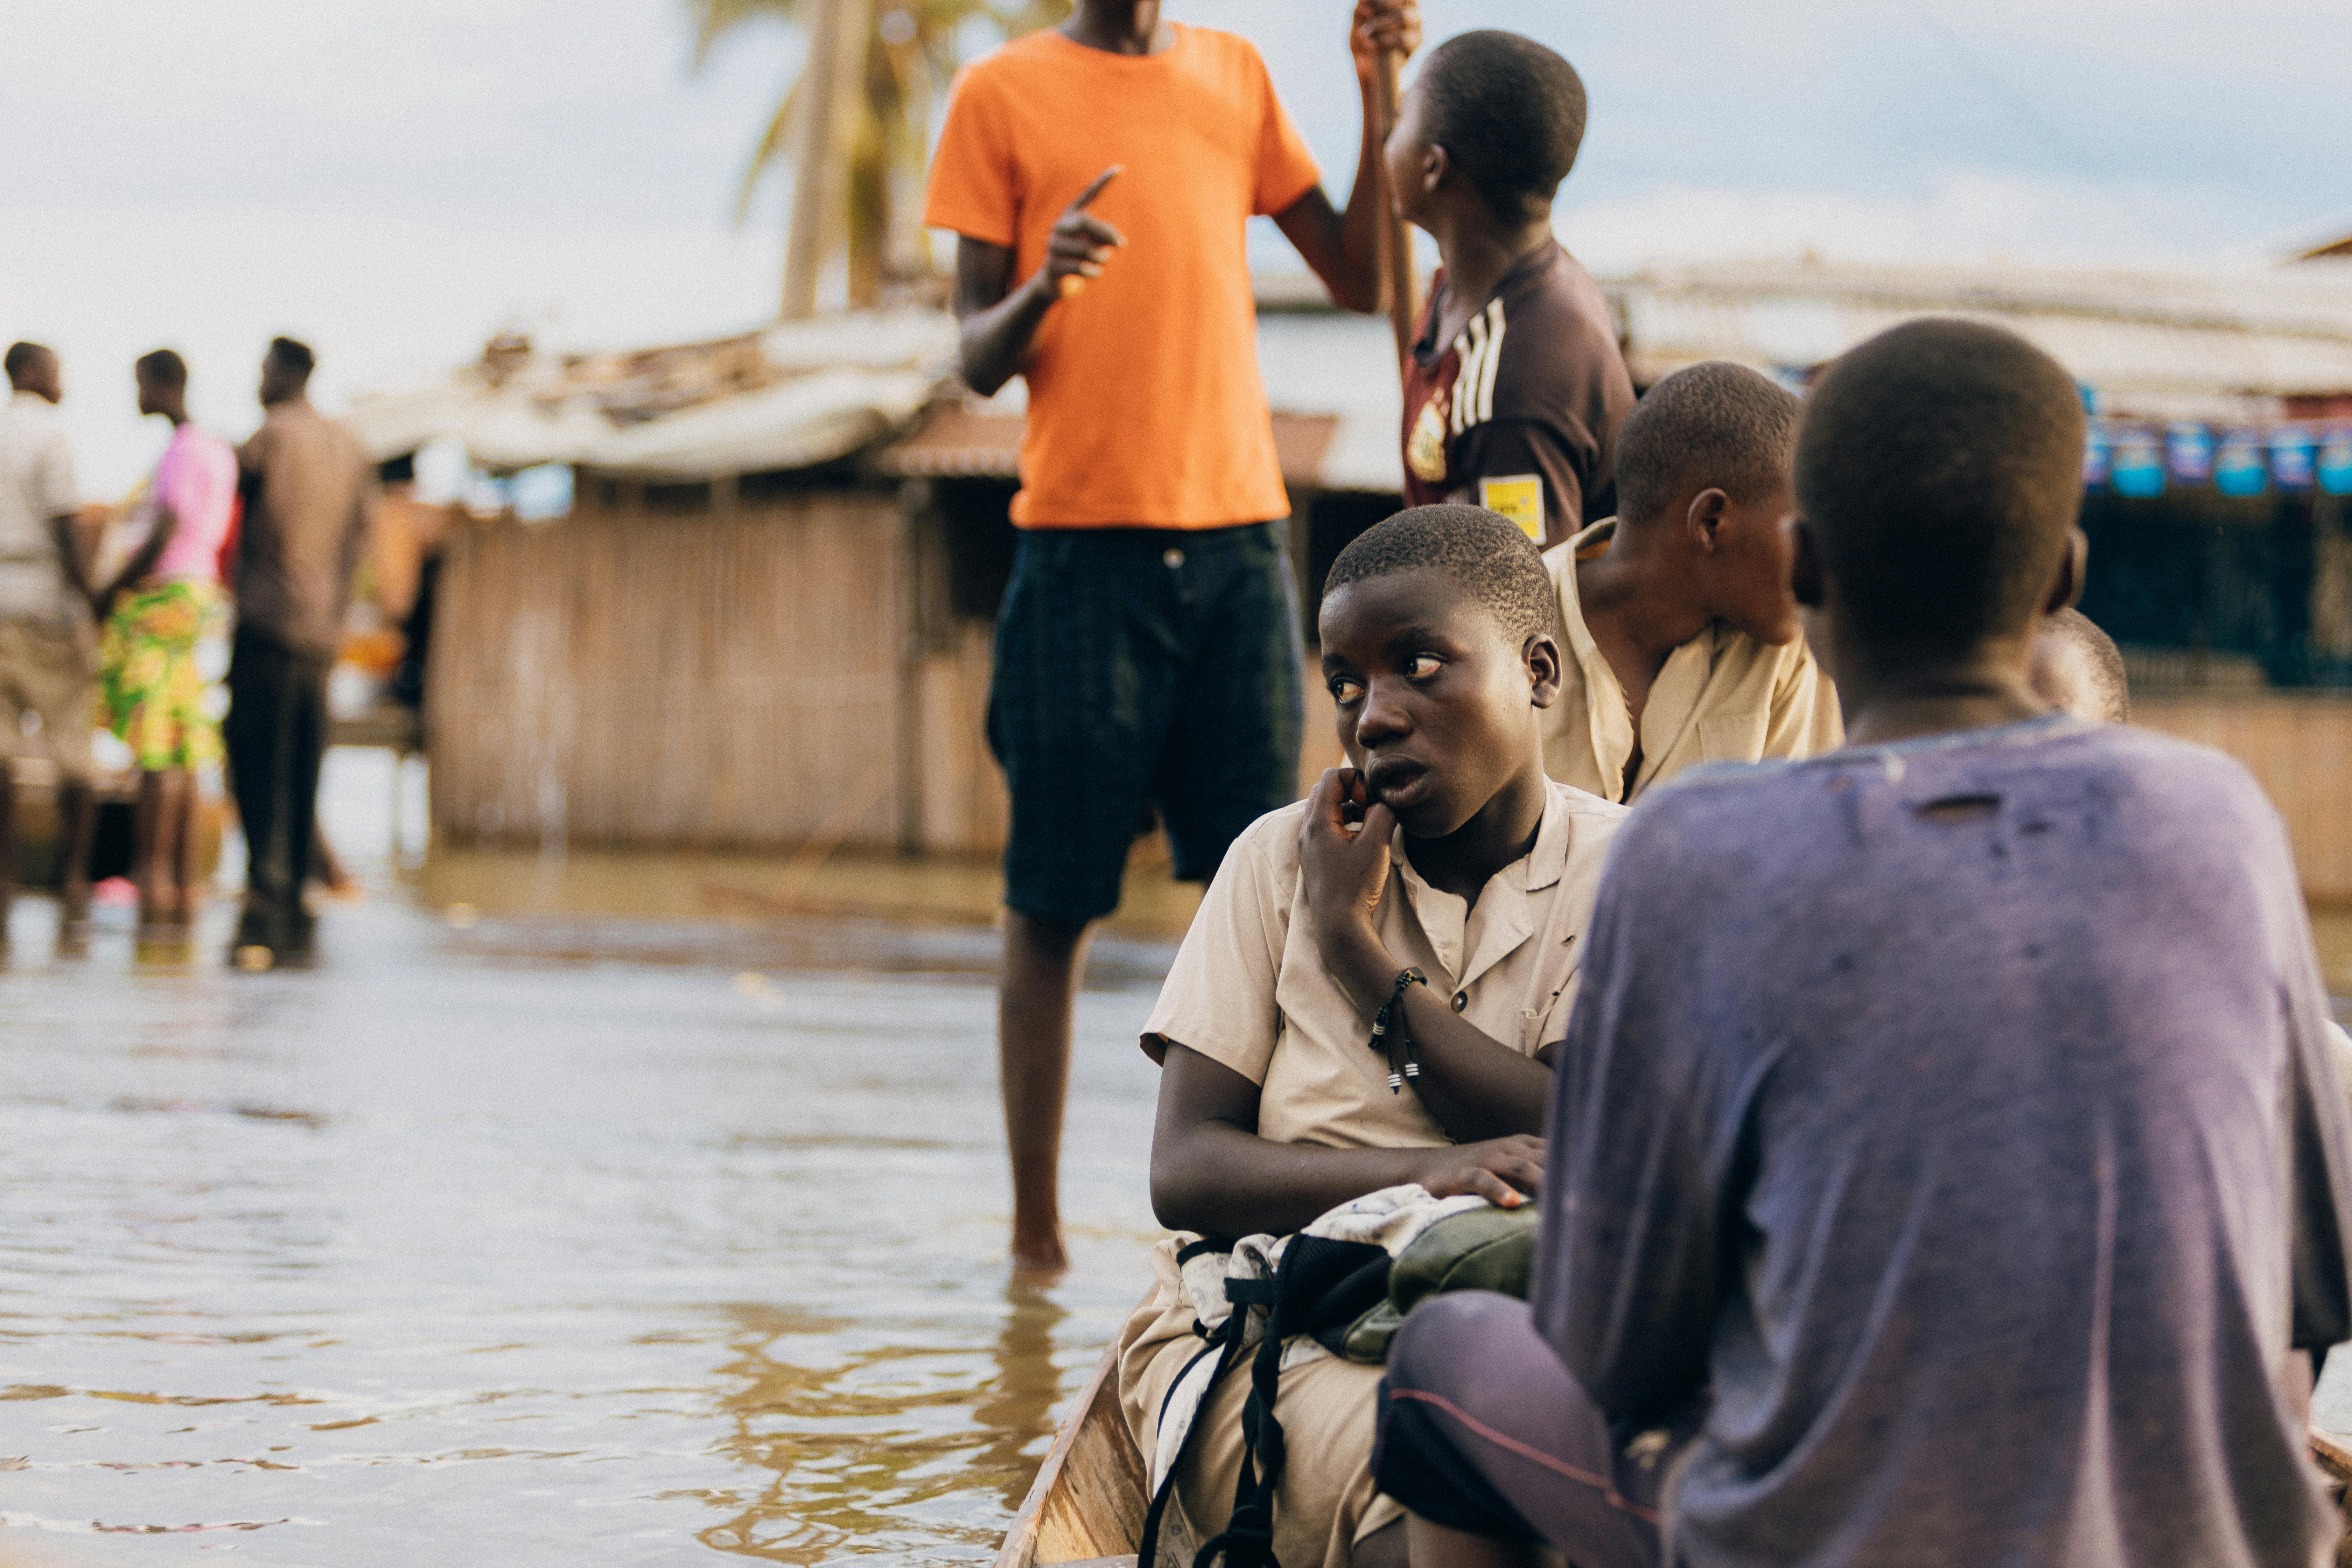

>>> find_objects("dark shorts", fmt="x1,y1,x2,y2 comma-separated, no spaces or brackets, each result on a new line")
1374,1293,1692,1568
988,522,1302,925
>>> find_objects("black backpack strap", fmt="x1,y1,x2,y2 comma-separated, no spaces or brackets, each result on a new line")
1138,1304,1251,1568
1163,1235,1393,1568
1190,1310,1288,1568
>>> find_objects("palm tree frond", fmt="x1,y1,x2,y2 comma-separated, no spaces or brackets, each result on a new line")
686,0,803,73
693,0,1071,303
732,81,805,223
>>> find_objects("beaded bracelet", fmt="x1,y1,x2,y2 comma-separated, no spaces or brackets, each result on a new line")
1369,967,1427,1093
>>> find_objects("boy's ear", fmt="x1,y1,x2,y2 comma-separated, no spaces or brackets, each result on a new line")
1788,515,1826,609
1421,142,1452,200
1524,632,1564,711
2042,526,2088,615
1686,487,1730,551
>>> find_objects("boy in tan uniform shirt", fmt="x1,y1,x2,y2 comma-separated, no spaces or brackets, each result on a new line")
1123,506,1628,1568
1541,362,1841,802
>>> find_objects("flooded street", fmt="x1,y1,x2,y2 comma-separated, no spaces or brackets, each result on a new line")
9,757,2352,1567
1,756,1173,1567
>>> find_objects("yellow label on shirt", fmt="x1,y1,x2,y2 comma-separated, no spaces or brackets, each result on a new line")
1478,475,1545,540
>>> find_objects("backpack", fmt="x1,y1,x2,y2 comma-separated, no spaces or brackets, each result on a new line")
1139,1185,1541,1568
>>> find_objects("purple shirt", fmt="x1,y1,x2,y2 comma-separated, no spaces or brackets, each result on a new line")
1540,717,2352,1567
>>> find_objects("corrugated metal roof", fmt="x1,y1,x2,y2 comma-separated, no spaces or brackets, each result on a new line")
346,310,957,478
1605,258,2352,416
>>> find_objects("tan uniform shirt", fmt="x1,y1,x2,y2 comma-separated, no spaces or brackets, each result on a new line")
1540,517,1843,803
1140,779,1628,1151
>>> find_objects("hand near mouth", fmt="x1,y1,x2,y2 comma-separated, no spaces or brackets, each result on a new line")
1299,766,1405,1013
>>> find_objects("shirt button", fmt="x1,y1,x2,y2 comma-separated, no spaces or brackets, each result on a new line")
1162,547,1185,569
1451,992,1468,1013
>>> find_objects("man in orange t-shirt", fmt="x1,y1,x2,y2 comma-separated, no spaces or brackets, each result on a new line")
924,0,1418,1277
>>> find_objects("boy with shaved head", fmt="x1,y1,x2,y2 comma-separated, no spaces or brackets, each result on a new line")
1123,505,1626,1568
1545,359,1841,802
1376,320,2352,1568
1390,30,1633,547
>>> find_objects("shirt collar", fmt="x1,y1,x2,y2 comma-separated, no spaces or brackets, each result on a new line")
1388,782,1575,986
1554,516,1615,671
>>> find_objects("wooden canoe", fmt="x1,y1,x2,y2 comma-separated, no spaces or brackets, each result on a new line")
994,1333,1156,1568
995,1338,2352,1568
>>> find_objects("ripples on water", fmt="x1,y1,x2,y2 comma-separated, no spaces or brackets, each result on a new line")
0,760,1171,1566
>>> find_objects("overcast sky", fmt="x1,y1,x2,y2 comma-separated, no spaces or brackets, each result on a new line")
3,0,2346,494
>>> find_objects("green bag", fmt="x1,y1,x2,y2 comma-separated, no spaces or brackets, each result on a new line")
1336,1202,1542,1362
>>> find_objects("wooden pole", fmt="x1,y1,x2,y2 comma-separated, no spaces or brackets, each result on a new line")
1371,48,1416,367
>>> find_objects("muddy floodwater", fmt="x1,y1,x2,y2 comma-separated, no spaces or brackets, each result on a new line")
8,757,2352,1568
0,757,1175,1567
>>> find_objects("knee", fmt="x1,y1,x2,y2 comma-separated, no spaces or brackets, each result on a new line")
1389,1292,1530,1393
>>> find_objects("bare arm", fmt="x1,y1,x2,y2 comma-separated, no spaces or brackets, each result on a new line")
99,504,177,609
49,512,101,617
1149,1042,1544,1238
951,167,1124,398
1268,1,1420,315
1297,768,1557,1141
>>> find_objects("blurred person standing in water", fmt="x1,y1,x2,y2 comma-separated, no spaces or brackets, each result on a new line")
924,0,1419,1277
0,341,101,931
94,350,238,932
226,336,374,965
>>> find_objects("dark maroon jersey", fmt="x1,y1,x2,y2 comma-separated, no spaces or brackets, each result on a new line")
1398,241,1634,548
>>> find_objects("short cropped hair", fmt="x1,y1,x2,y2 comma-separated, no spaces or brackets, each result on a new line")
2038,608,2130,723
1419,31,1587,224
1614,361,1801,526
1324,504,1554,643
1796,318,2085,654
267,336,316,379
5,342,51,384
136,348,187,389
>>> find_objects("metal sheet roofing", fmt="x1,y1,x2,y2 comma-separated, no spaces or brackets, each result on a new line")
1604,259,2352,417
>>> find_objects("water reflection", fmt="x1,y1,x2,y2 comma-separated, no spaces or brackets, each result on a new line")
974,1281,1071,1514
0,754,1168,1563
697,1285,1071,1563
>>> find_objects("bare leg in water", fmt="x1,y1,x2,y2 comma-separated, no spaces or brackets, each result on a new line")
0,769,15,936
55,779,94,925
169,771,200,919
999,910,1093,1279
132,769,195,925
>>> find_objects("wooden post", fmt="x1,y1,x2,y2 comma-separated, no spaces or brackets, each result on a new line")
782,0,873,320
1372,47,1417,367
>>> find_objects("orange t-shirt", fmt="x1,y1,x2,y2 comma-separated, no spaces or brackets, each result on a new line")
922,25,1321,529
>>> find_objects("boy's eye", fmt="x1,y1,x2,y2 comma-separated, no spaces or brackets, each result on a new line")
1329,676,1364,705
1405,653,1443,680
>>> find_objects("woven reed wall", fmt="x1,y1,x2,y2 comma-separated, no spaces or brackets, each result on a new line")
2134,695,2352,903
428,498,2352,895
429,492,948,852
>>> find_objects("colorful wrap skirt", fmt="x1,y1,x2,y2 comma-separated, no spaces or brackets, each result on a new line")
98,579,222,771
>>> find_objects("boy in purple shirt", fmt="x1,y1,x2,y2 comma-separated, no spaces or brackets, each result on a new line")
1372,319,2352,1568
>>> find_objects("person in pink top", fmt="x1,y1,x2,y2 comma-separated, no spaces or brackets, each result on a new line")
96,349,238,929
